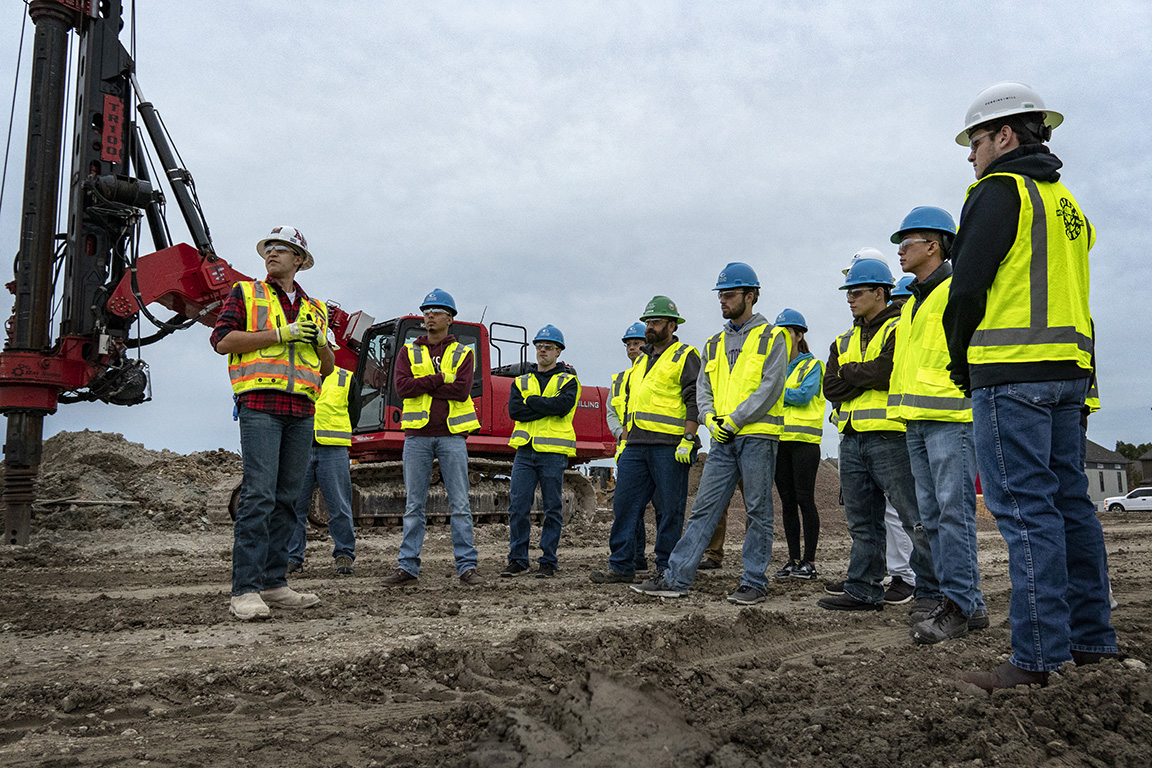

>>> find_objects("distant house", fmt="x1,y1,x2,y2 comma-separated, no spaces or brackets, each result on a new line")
1084,440,1128,504
1140,448,1152,484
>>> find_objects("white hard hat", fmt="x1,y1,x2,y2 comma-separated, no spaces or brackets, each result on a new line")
257,226,314,270
955,81,1063,146
842,247,888,276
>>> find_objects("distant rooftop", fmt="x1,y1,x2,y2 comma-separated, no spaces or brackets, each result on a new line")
1085,439,1128,465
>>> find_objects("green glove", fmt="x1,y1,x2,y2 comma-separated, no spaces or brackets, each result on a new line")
441,371,456,384
706,414,735,444
675,436,695,464
277,318,319,345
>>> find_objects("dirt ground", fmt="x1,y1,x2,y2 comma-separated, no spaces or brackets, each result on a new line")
1,432,1150,767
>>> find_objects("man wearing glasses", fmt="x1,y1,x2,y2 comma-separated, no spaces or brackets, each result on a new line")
944,83,1116,689
818,253,939,613
383,288,484,588
212,226,335,620
888,207,989,642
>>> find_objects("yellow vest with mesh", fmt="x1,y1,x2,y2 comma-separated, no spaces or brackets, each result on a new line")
888,277,972,423
626,342,696,436
400,342,480,433
610,368,631,426
834,317,903,433
314,368,353,446
781,357,826,444
703,325,789,436
227,281,327,401
965,173,1095,370
508,371,581,456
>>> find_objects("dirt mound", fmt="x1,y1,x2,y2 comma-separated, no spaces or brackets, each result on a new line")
22,430,241,532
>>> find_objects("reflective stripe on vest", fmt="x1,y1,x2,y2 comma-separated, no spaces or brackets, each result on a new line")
781,356,825,443
508,371,581,456
835,317,904,433
888,277,972,423
227,281,326,401
626,342,696,435
703,325,788,436
965,173,1095,370
400,341,480,433
610,369,630,425
314,368,353,445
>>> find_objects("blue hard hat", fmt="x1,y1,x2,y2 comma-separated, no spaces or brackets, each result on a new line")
774,308,808,332
890,206,957,243
892,276,915,298
622,322,647,342
534,324,565,350
840,258,895,289
714,262,760,291
419,288,457,317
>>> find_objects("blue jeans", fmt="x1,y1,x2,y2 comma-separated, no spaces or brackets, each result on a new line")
973,379,1117,672
232,407,314,596
838,430,939,604
400,435,479,576
905,420,985,617
666,436,776,591
507,447,568,568
608,443,692,574
288,444,356,564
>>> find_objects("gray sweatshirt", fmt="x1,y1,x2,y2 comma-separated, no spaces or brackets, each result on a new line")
696,312,789,439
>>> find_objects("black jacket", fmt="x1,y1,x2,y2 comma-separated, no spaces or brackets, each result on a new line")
823,302,902,407
943,144,1091,394
507,363,579,423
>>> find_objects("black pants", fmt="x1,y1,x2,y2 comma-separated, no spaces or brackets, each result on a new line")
774,440,821,562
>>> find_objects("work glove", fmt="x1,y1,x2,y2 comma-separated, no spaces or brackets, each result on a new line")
675,436,696,464
705,414,735,444
441,371,456,385
277,318,320,345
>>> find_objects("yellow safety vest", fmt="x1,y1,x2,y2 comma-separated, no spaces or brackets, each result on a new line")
888,277,972,423
508,370,581,456
703,325,789,436
965,173,1095,370
781,356,826,444
227,281,327,401
400,341,480,433
1086,378,1100,414
626,342,697,435
314,368,353,446
610,368,631,426
834,317,903,433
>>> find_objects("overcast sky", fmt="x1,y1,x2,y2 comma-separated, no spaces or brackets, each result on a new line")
1,1,1149,461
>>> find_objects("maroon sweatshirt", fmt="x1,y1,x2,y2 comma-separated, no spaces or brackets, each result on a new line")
393,334,476,436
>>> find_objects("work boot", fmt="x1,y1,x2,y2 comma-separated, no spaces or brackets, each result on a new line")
536,563,557,579
697,557,721,571
229,592,271,621
261,586,320,609
459,569,484,586
500,562,530,578
286,560,304,575
335,556,354,576
968,608,990,630
1071,650,1119,665
910,598,968,644
908,598,943,625
962,662,1048,692
381,568,418,587
817,593,883,612
630,574,687,598
823,580,845,596
590,569,634,584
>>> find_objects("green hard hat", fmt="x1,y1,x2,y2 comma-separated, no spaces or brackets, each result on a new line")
639,295,685,324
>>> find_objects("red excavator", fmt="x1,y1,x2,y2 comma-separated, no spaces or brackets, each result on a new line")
0,1,613,545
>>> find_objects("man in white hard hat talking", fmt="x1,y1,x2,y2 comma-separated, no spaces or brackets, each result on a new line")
944,82,1117,690
212,226,335,620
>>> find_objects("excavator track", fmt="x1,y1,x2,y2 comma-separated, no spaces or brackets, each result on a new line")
227,460,597,528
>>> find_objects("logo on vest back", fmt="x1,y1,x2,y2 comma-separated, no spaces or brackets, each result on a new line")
1056,198,1083,241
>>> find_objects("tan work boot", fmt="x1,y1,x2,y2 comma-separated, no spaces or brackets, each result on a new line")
229,592,271,621
261,586,320,609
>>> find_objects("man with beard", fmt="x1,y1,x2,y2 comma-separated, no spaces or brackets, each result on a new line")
591,296,701,583
632,263,789,604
